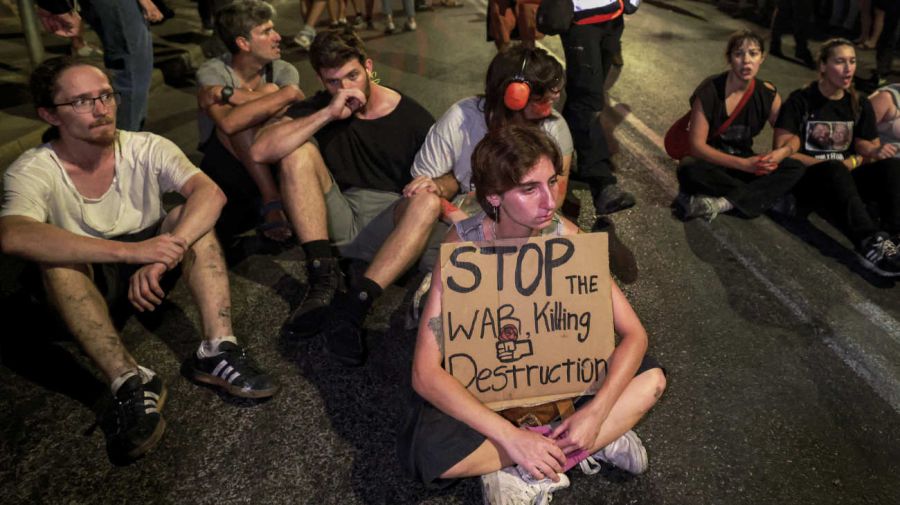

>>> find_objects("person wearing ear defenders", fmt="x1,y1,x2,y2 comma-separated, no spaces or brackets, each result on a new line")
251,30,449,367
411,45,573,213
561,0,636,216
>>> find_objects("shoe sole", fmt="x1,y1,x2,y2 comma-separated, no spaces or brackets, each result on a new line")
189,370,280,399
857,255,900,278
126,416,166,459
597,199,636,216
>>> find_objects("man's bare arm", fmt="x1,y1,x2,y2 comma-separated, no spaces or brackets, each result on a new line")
200,84,305,136
0,216,185,268
169,172,227,246
250,107,334,163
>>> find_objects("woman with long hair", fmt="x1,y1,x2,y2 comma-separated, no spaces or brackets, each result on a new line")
398,125,665,503
676,30,805,222
774,38,900,277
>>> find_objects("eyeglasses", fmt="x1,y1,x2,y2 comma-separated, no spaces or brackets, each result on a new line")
53,92,121,114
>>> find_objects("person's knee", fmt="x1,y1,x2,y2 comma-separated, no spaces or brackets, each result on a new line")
40,263,98,305
406,191,442,222
279,143,327,184
635,367,666,413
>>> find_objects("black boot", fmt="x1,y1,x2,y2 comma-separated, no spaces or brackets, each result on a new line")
282,257,342,339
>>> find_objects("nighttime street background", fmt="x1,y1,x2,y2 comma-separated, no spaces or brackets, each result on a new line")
0,0,898,504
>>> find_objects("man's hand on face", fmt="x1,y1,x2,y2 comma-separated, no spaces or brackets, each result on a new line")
128,263,167,312
128,233,188,270
326,88,367,120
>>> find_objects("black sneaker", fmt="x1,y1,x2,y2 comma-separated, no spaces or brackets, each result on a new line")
96,375,167,464
857,233,900,277
321,291,368,367
282,257,343,339
188,342,279,398
593,184,636,215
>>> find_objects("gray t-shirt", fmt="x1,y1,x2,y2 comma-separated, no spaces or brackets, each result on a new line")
195,53,300,144
411,96,574,192
1,131,200,239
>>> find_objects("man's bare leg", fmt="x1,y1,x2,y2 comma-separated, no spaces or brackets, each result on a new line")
279,143,342,339
278,142,332,243
41,263,138,383
364,191,441,288
160,206,232,340
323,191,441,366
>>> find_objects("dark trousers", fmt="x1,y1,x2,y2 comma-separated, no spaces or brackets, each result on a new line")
876,1,900,76
771,0,813,53
561,17,624,193
795,158,900,247
677,157,806,217
199,134,264,241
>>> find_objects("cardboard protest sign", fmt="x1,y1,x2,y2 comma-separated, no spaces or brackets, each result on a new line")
440,232,614,411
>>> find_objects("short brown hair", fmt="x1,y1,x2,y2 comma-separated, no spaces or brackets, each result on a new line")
471,125,562,216
215,0,277,54
724,29,765,60
309,29,368,74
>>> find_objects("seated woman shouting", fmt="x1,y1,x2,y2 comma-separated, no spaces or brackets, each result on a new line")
398,125,666,504
676,30,805,222
774,38,900,277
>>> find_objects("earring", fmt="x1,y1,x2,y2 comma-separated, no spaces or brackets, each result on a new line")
492,204,500,224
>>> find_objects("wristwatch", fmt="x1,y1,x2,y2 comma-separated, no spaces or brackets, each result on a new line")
220,86,234,105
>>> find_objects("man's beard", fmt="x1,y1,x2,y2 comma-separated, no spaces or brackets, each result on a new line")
86,117,116,145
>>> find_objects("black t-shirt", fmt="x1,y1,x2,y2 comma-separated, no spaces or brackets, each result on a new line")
775,83,877,161
691,72,776,156
287,90,435,193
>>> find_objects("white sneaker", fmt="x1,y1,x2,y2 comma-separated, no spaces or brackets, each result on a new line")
579,430,648,475
384,15,397,34
481,466,569,505
293,25,316,51
405,18,417,31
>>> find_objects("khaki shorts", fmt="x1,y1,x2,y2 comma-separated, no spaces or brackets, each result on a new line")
325,184,401,262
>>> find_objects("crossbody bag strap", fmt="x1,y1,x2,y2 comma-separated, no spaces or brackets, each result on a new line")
715,78,756,137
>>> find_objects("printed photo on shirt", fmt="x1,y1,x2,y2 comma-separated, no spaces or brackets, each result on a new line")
805,120,853,153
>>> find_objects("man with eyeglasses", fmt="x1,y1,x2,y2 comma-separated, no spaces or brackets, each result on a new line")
0,57,278,465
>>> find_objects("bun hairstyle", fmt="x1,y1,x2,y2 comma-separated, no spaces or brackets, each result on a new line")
471,124,563,217
817,38,860,119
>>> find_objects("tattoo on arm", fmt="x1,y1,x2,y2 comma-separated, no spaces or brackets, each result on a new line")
428,315,444,354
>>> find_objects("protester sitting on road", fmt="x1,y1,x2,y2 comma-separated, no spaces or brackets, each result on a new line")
869,82,900,156
412,44,573,211
196,0,306,243
0,58,279,464
398,125,666,503
675,30,805,222
774,38,900,277
251,30,451,366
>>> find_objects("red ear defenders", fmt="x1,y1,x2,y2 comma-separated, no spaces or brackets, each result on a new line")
503,52,532,111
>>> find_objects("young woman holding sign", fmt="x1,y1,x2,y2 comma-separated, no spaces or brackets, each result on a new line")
398,125,666,503
675,30,805,222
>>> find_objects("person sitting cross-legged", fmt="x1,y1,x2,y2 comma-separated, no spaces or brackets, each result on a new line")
0,58,278,464
196,0,306,243
251,30,453,366
398,125,666,503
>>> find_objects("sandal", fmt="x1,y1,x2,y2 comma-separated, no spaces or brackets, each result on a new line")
257,200,293,243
